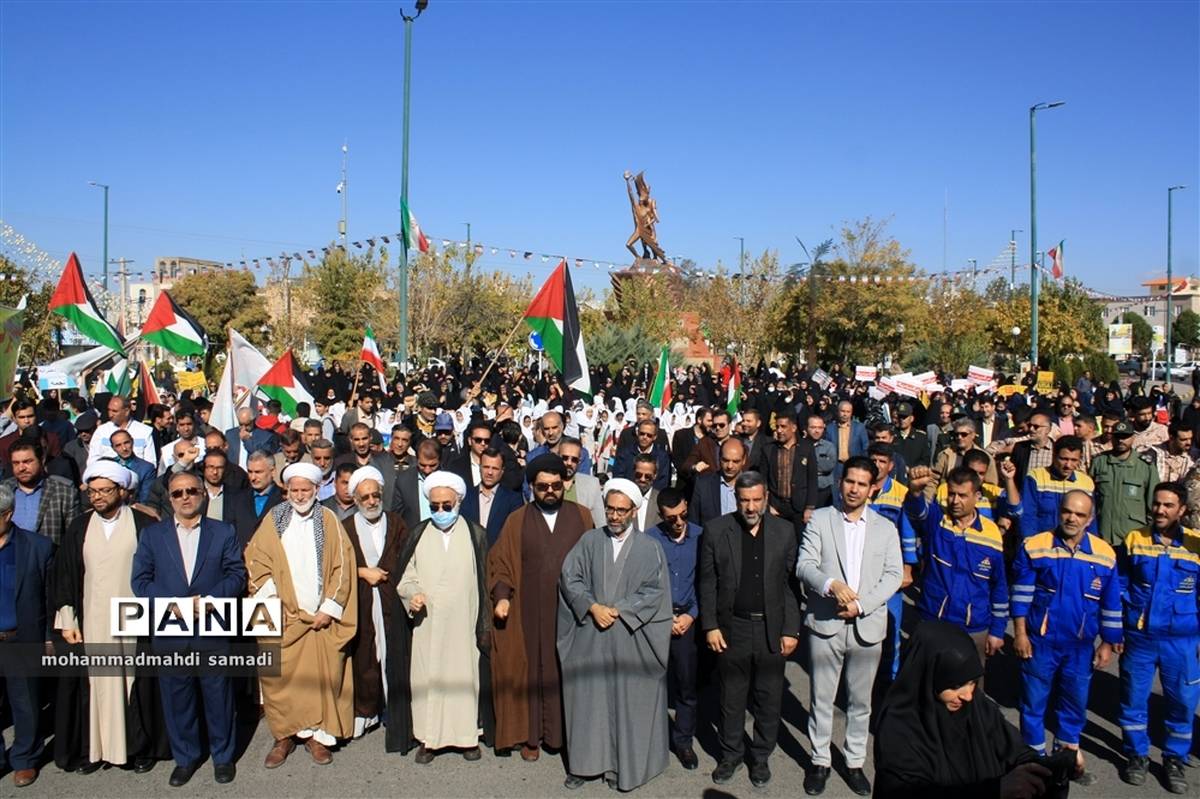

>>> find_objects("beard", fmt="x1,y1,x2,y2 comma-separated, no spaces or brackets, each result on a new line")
534,496,563,512
607,519,631,536
359,504,384,521
290,497,316,515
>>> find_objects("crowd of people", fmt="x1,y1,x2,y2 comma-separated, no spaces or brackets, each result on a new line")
0,353,1196,797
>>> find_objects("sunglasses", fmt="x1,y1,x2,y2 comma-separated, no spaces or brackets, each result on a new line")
170,487,203,499
533,481,564,492
661,512,688,524
429,501,456,512
954,432,973,438
560,455,581,463
471,436,492,444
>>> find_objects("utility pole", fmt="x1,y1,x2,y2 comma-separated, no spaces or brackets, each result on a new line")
88,182,110,294
398,0,428,372
111,257,133,335
1030,100,1065,368
280,252,293,349
463,221,473,279
338,141,349,246
968,258,977,291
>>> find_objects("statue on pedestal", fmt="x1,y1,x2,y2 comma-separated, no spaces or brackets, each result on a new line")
624,170,667,264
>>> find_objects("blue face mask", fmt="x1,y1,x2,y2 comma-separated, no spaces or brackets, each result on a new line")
431,509,460,530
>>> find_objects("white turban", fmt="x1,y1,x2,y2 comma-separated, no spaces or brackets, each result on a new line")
347,465,383,496
420,470,467,500
282,462,324,486
603,478,643,509
82,460,134,489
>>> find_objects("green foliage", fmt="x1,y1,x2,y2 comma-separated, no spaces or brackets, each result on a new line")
1173,310,1200,349
1050,351,1119,389
1120,311,1153,357
298,248,388,362
587,324,664,371
0,256,62,365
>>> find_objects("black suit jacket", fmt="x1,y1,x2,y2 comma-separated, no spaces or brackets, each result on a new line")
689,472,729,528
697,513,801,652
391,467,422,530
763,439,819,523
742,432,772,476
460,484,524,547
214,488,264,548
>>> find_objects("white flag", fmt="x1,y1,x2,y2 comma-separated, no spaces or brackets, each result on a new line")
210,329,273,432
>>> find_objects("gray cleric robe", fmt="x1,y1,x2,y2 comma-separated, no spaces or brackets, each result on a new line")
556,527,673,791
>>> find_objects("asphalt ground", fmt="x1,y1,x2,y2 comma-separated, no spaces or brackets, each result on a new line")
5,617,1198,799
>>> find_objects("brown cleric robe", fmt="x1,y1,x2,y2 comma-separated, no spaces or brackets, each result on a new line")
341,511,407,732
487,501,592,751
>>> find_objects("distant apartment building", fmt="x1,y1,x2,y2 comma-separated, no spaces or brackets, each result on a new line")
1099,276,1200,325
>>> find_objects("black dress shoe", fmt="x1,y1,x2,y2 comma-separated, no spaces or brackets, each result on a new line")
804,765,830,795
169,764,198,788
711,760,742,785
133,758,155,774
214,764,236,784
675,746,699,770
564,774,586,789
76,761,104,775
749,760,771,787
414,745,435,765
845,767,871,796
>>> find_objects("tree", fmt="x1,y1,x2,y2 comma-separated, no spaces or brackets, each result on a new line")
1120,311,1153,358
587,324,664,371
689,251,789,360
605,271,678,346
298,248,389,362
987,277,1108,365
1173,310,1200,350
170,270,271,366
918,280,993,374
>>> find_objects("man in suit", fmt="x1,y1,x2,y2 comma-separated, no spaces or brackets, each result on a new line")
131,470,247,786
690,438,746,528
0,483,55,787
797,456,903,796
671,408,712,501
245,450,284,528
631,453,663,532
200,449,262,548
3,437,81,546
974,393,1010,448
698,471,801,789
0,397,61,471
448,419,494,489
110,428,158,504
893,402,930,469
613,419,671,492
559,437,604,528
392,439,441,529
460,448,523,546
824,400,868,463
928,416,997,499
738,408,772,475
615,401,670,453
764,411,819,534
225,407,278,471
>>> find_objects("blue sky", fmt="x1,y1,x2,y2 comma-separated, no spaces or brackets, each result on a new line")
1,0,1196,298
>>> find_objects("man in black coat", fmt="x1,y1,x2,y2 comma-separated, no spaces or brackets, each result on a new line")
690,438,747,528
697,471,801,788
763,411,819,534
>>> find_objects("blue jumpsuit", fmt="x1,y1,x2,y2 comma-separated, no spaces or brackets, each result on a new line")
1010,531,1122,752
1118,525,1200,759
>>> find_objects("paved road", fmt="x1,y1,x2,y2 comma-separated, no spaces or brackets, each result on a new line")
10,635,1198,799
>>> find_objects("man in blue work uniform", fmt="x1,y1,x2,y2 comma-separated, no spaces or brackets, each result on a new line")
1011,489,1121,785
1009,435,1096,540
1118,481,1200,794
904,465,1008,691
645,486,702,772
836,442,915,683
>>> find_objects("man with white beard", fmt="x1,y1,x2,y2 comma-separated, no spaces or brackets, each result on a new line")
246,462,357,768
340,466,408,748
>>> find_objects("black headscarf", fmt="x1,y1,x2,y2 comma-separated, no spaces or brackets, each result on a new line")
873,621,1036,799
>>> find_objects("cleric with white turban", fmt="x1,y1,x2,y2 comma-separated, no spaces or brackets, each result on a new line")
282,462,324,487
348,466,384,497
82,460,135,489
603,478,643,510
419,470,467,502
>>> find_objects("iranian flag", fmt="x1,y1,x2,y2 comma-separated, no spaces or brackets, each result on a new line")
726,360,742,416
401,200,430,254
255,350,315,417
648,345,672,410
360,324,387,391
141,291,207,356
49,252,124,354
524,259,591,395
1048,240,1065,279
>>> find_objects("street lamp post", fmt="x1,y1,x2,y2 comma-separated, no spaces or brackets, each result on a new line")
88,181,110,293
1010,229,1023,294
1012,325,1021,371
398,0,428,374
1167,185,1188,380
1029,101,1064,368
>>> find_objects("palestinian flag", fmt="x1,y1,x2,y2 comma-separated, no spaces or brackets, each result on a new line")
401,200,430,254
648,345,672,410
132,361,161,418
361,324,385,372
141,291,207,356
104,358,132,397
726,360,742,416
49,252,124,353
255,349,315,417
524,259,591,395
1048,240,1064,279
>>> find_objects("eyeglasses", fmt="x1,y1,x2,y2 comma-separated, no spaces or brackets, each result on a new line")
357,492,382,502
429,501,456,512
533,481,564,492
87,485,120,497
713,422,728,429
954,432,973,438
604,505,634,515
560,455,581,463
170,487,203,499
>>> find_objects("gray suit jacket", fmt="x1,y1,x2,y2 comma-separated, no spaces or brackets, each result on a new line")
571,473,606,528
796,505,902,644
639,487,662,531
